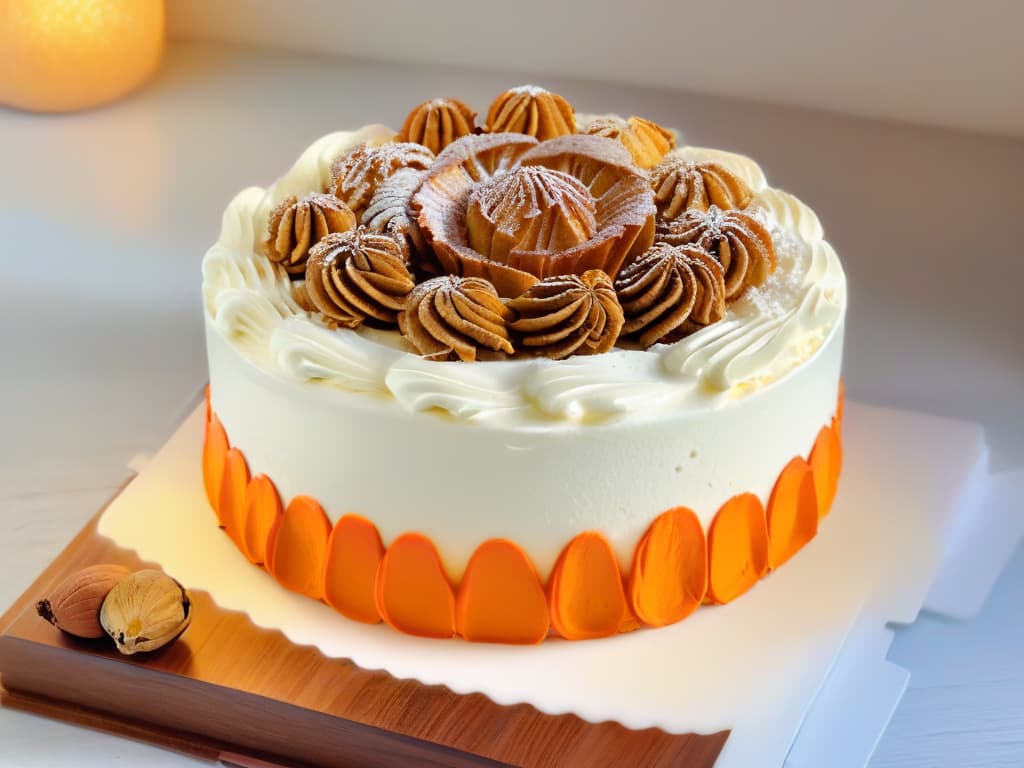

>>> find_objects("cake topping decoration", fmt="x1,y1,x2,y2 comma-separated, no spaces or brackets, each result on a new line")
508,269,624,359
305,229,414,328
265,193,357,275
650,158,754,219
329,142,434,216
485,85,576,140
656,206,776,299
360,166,431,264
399,275,514,361
583,115,675,169
615,243,726,347
398,97,478,155
466,166,598,262
414,133,655,298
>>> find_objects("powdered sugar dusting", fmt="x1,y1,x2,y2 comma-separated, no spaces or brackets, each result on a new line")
510,84,549,97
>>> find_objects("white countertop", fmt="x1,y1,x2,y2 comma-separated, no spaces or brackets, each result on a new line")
1,41,1021,767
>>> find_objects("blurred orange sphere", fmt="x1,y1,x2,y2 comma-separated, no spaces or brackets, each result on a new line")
0,0,164,112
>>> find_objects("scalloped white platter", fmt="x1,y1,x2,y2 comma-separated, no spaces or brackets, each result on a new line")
97,399,1022,768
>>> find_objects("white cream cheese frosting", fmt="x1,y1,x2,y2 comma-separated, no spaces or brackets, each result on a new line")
202,125,847,579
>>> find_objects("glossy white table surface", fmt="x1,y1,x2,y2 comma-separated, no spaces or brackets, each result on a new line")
1,42,1021,767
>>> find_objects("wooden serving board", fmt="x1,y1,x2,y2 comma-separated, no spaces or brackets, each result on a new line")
0,489,728,768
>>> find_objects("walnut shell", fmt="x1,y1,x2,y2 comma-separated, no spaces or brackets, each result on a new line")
36,564,131,639
100,569,191,655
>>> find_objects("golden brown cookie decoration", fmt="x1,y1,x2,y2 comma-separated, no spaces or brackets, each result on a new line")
398,97,477,155
485,85,576,140
615,243,726,347
305,229,414,328
329,142,434,217
508,270,623,359
582,115,675,169
399,275,514,361
414,133,655,298
650,158,754,219
265,193,356,275
656,206,775,300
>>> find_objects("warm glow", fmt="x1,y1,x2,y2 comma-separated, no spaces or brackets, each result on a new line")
0,0,164,112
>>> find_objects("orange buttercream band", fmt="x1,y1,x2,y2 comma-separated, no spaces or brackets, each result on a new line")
203,391,843,642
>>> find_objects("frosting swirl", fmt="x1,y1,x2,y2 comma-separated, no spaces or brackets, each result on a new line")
650,158,753,219
616,243,726,347
305,229,414,328
583,115,675,169
656,206,776,300
265,193,356,275
485,85,576,140
399,275,514,361
361,166,430,264
398,98,477,155
508,270,624,359
329,142,434,216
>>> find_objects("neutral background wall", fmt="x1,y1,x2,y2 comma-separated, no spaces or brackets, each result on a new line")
167,0,1024,138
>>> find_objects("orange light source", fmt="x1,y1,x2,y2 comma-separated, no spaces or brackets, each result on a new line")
0,0,164,112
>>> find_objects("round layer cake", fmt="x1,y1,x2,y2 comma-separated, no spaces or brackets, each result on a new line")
201,86,847,644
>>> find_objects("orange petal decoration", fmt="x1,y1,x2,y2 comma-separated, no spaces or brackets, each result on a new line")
547,532,627,640
202,414,228,516
836,380,845,433
269,496,332,600
455,539,549,644
324,515,386,625
628,507,707,627
204,385,211,424
243,474,283,565
707,493,769,604
375,533,455,638
218,448,250,547
809,424,843,519
265,511,281,576
766,457,819,569
618,608,642,634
